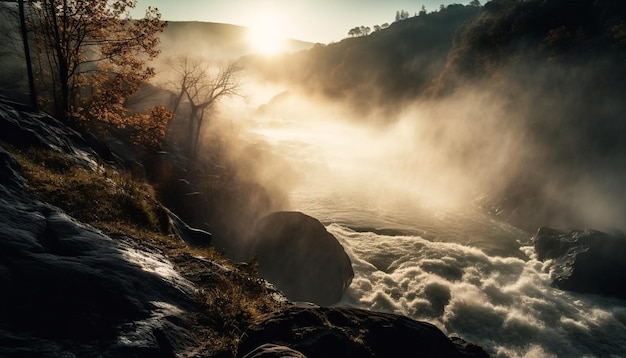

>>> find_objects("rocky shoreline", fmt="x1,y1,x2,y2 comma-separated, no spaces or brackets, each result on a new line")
0,99,490,356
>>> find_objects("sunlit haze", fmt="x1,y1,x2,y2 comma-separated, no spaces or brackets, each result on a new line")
246,9,286,54
3,1,624,357
132,0,456,43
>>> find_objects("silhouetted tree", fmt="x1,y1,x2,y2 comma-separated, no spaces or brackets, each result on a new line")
167,56,242,161
17,0,37,108
348,27,362,37
395,10,410,22
469,0,481,6
0,1,36,107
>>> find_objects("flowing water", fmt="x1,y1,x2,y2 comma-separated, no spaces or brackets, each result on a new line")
291,185,626,358
244,106,626,358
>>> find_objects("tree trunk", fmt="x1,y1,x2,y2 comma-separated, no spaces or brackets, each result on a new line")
18,0,37,109
47,0,69,119
188,105,199,158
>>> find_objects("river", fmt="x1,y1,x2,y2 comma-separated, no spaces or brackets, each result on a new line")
244,103,626,358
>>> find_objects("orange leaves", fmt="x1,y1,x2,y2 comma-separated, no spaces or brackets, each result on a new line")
31,0,166,121
129,106,173,149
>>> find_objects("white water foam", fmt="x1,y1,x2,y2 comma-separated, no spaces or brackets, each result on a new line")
330,224,626,357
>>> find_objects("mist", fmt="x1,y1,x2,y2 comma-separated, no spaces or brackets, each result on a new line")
1,2,624,356
229,65,626,235
214,69,626,356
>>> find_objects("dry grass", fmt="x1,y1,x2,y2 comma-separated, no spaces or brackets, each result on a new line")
16,148,167,232
5,142,287,357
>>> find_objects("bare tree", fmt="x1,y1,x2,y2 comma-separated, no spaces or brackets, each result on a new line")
167,56,242,161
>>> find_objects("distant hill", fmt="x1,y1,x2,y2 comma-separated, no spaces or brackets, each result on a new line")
244,0,626,111
241,5,480,113
241,0,626,232
158,21,315,61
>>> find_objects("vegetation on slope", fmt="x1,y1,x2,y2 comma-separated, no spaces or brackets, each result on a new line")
3,140,288,357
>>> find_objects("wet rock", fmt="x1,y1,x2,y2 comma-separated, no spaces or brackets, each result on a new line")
0,144,199,356
533,227,626,299
168,209,212,247
242,343,307,358
249,211,354,306
236,306,489,358
0,100,99,170
0,146,24,187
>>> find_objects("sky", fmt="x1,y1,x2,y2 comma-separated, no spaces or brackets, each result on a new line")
131,0,460,43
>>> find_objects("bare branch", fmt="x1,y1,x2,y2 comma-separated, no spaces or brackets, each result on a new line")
165,55,243,160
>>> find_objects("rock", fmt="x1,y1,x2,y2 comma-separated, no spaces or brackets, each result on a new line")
168,209,212,247
243,343,307,358
0,100,99,171
0,144,199,356
0,146,24,187
249,211,354,306
532,226,626,299
236,306,489,358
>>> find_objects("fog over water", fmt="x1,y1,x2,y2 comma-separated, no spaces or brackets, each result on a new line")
225,83,626,357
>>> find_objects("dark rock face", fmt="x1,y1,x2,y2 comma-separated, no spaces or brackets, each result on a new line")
168,209,212,247
249,211,354,306
236,306,489,358
533,227,626,299
0,105,201,356
0,101,99,170
0,156,199,356
242,343,307,358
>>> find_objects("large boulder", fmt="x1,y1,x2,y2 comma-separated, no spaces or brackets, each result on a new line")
249,211,354,306
532,226,626,299
236,306,489,358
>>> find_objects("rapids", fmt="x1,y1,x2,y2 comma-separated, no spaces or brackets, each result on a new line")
246,109,626,358
293,186,626,358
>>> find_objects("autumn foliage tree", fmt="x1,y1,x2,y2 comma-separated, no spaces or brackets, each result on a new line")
27,0,170,147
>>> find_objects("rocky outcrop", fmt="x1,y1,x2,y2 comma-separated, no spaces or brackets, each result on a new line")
533,227,626,299
242,343,307,358
236,306,489,358
168,209,212,247
0,100,99,170
249,211,354,306
0,144,201,356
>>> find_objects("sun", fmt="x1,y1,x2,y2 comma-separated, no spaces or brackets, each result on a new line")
246,12,286,55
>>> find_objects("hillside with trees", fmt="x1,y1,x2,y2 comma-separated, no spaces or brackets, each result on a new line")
243,0,626,231
435,0,626,229
242,4,480,115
